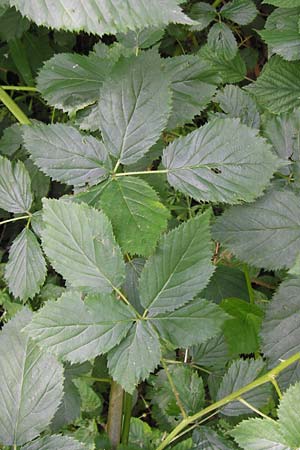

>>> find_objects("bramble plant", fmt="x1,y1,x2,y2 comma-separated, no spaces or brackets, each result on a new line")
0,0,300,449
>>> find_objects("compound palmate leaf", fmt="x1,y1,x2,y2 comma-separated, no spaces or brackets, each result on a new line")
0,155,32,213
162,118,278,204
0,309,63,446
21,435,85,450
10,0,194,35
139,210,215,315
5,228,46,300
23,123,111,187
42,199,125,293
27,291,135,363
99,51,171,165
99,176,169,256
213,189,300,270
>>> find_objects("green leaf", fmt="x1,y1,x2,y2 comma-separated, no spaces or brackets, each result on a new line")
99,51,171,165
152,298,228,347
247,56,300,114
193,427,235,449
5,228,46,300
23,123,111,187
164,54,218,129
259,8,300,61
36,52,114,113
199,45,246,83
27,291,135,363
162,118,278,204
191,333,231,370
0,309,64,446
21,435,85,450
107,320,161,393
220,0,258,25
278,382,300,447
24,159,51,203
0,123,23,156
213,189,300,270
231,418,290,450
261,278,300,382
0,6,30,41
263,0,300,6
117,27,164,50
214,85,260,128
207,23,238,61
98,177,169,257
0,155,32,213
123,258,145,315
10,0,194,35
41,199,125,293
74,378,102,412
139,211,214,315
216,359,271,416
221,298,264,355
189,2,216,31
51,376,81,431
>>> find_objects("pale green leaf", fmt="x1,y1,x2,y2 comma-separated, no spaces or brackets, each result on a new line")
5,228,46,300
231,418,290,450
0,309,64,446
247,56,300,113
259,8,300,61
99,51,171,165
139,211,214,315
98,177,169,257
117,27,164,50
36,52,114,112
41,199,125,293
207,23,238,61
152,298,228,347
108,320,160,393
73,378,102,412
213,190,300,270
217,359,271,416
21,435,85,450
10,0,194,35
278,382,300,447
220,0,258,25
26,291,135,363
0,155,32,213
162,118,278,204
23,123,111,187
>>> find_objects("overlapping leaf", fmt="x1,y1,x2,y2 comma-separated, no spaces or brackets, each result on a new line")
162,118,278,204
41,199,125,293
5,228,46,300
207,23,238,61
0,310,63,446
21,435,85,450
23,123,111,187
220,0,258,25
0,155,32,213
99,51,171,165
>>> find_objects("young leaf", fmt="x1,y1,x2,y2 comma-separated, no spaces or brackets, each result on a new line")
220,0,258,25
21,435,85,450
99,51,171,165
26,291,135,363
213,190,300,270
41,199,125,293
10,0,194,35
107,320,161,393
259,8,300,61
139,211,215,315
98,177,169,257
207,23,238,61
152,298,228,347
261,278,300,381
231,418,289,450
36,52,114,113
5,228,46,300
247,56,300,113
0,155,32,213
0,309,64,446
23,123,111,187
217,359,271,416
162,118,278,204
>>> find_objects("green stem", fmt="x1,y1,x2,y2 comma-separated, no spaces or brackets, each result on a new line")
1,85,37,92
0,87,31,125
212,0,223,7
0,215,31,226
121,392,133,444
156,353,300,450
107,381,124,449
161,359,188,419
244,264,255,304
114,169,168,178
79,375,111,383
270,376,283,400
